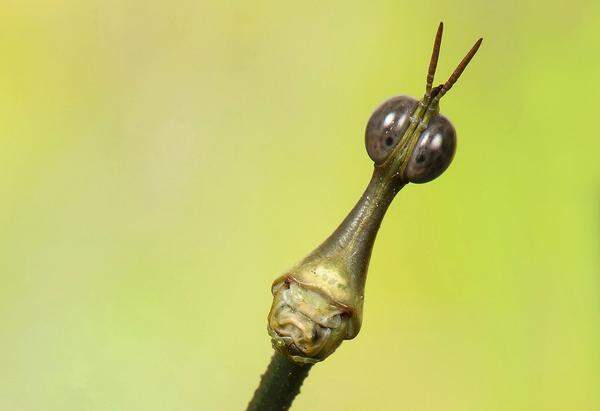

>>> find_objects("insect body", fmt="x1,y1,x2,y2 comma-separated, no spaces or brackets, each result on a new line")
267,23,482,363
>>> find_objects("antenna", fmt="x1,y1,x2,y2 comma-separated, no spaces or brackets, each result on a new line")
432,37,483,105
425,22,444,99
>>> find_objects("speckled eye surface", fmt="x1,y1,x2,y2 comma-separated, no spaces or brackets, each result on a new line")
405,114,456,183
364,95,418,164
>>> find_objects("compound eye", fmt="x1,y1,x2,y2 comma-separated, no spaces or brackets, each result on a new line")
365,96,418,164
405,114,456,184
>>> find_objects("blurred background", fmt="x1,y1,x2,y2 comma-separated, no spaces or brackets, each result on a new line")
1,0,599,410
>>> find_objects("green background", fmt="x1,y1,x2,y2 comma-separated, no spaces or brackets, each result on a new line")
1,1,598,410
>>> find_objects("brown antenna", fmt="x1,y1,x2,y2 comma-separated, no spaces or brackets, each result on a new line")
432,37,483,104
425,22,444,98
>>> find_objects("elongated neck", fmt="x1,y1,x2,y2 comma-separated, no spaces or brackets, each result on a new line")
313,168,402,275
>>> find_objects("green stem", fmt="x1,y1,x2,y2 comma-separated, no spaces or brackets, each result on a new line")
247,352,313,411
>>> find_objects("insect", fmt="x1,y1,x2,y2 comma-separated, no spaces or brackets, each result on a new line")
365,22,482,183
266,22,483,364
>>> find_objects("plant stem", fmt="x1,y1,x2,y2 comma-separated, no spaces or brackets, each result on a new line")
247,352,313,411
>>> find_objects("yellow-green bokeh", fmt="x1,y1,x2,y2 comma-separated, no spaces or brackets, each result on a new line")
1,1,599,410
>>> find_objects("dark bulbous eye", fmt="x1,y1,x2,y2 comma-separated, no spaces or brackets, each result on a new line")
365,96,418,164
405,114,456,184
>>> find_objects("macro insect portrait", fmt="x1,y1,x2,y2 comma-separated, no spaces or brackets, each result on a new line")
248,22,483,410
2,2,598,411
